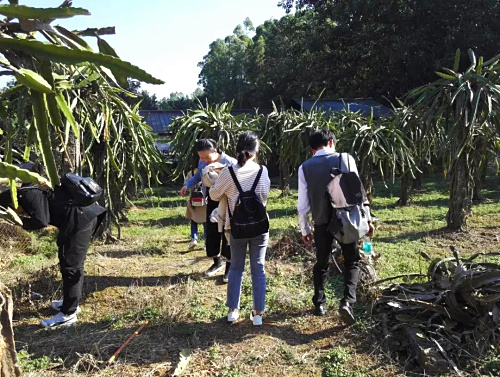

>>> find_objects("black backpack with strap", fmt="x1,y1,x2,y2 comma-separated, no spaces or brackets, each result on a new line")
228,166,269,239
60,173,103,206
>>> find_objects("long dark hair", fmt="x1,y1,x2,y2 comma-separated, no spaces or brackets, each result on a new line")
236,131,259,167
196,138,220,153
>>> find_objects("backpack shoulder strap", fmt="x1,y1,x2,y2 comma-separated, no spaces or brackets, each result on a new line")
338,153,351,172
250,166,263,192
228,166,244,194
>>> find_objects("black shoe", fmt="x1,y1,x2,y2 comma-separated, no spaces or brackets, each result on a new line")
339,302,356,326
313,304,326,316
205,263,223,276
222,262,230,283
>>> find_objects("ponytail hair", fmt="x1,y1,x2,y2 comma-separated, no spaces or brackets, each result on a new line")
236,131,259,167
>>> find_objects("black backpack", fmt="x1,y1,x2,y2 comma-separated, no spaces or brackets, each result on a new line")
228,166,269,239
60,173,103,206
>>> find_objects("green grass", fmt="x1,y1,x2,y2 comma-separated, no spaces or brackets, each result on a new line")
4,172,499,377
126,172,500,308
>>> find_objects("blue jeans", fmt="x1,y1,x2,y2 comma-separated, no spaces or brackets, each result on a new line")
227,233,269,312
190,221,206,240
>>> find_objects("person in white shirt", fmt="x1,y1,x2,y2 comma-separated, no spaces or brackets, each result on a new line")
297,130,374,325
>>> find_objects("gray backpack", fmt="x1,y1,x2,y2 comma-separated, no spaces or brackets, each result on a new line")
326,153,369,244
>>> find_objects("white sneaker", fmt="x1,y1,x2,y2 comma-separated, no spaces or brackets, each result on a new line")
41,311,77,328
51,300,81,314
227,310,239,323
250,312,263,326
188,239,198,250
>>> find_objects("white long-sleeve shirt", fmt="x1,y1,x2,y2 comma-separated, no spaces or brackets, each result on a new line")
297,148,359,236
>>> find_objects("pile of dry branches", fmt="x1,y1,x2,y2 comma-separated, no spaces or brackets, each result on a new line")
372,248,500,375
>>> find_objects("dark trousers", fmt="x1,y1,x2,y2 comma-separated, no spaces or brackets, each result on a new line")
58,218,97,314
313,224,361,307
205,197,230,260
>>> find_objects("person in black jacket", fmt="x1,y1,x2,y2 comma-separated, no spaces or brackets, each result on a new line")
0,184,106,328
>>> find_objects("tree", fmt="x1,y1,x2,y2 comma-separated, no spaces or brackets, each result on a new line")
167,101,258,179
139,90,159,110
406,49,500,230
200,0,500,107
337,112,417,202
0,2,164,239
261,105,334,196
198,20,255,108
158,92,197,111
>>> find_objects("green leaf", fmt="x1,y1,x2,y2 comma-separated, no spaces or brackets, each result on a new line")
14,68,53,93
31,92,60,187
0,4,90,19
55,91,80,138
9,179,18,209
0,161,51,187
97,36,118,57
0,84,23,99
453,49,460,72
97,36,128,87
468,49,477,68
55,26,92,50
0,38,164,85
435,71,456,81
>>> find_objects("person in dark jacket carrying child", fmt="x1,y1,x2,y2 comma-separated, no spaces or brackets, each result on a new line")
0,183,106,329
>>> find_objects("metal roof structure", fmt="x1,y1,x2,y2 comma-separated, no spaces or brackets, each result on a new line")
139,110,184,134
140,109,272,134
292,98,392,118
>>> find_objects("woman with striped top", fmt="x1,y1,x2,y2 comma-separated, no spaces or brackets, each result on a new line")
209,131,271,325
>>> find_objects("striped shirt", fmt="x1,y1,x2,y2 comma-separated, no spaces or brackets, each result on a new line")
209,160,271,230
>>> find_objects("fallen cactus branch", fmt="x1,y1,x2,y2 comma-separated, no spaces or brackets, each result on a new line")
371,248,500,374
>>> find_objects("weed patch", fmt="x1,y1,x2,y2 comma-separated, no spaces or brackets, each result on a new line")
321,347,363,377
18,350,63,372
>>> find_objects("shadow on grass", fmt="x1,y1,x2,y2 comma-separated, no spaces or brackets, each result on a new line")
11,269,212,317
412,197,449,207
134,199,187,208
130,215,188,227
13,307,350,375
268,208,298,220
376,227,453,243
95,248,174,259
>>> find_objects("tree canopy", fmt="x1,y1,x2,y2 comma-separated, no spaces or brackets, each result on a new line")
198,1,500,108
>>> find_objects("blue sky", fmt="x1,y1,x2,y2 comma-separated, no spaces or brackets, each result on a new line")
23,0,287,99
